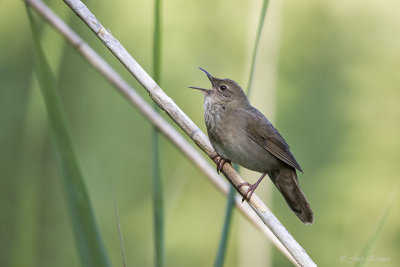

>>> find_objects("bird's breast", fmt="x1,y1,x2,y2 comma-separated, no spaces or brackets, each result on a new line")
203,98,282,172
204,100,247,162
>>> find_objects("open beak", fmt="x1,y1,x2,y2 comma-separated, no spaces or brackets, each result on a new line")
199,68,213,81
188,86,210,93
188,67,215,93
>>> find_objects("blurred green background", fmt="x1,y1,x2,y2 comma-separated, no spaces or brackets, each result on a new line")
1,0,399,266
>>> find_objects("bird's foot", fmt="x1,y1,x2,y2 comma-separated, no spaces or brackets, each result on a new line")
238,172,267,202
212,155,230,174
238,182,258,202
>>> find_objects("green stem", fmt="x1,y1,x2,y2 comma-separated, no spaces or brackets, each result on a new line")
152,127,165,267
152,0,165,266
26,6,110,267
214,185,236,267
246,0,270,98
214,164,239,267
153,0,162,83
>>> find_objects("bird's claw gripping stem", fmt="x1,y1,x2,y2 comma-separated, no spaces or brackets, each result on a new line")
238,182,256,202
212,155,230,174
238,172,267,202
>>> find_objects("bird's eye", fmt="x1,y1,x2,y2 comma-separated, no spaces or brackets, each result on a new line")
219,85,227,91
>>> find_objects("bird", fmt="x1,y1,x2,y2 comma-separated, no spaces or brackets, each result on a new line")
189,68,313,224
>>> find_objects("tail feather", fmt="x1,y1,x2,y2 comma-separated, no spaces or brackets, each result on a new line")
272,168,314,224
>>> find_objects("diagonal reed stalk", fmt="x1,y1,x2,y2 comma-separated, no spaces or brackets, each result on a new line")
26,6,110,267
26,0,315,265
152,0,165,266
215,2,270,266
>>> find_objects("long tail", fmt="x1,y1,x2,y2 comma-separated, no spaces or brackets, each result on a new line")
272,167,314,224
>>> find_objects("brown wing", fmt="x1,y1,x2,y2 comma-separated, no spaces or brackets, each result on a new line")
245,108,303,172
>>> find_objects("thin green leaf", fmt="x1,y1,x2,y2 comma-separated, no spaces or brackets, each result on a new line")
214,163,239,267
214,185,236,267
355,193,395,267
114,197,127,267
152,127,165,267
153,0,162,84
10,12,70,266
26,6,110,267
246,0,270,98
152,0,165,266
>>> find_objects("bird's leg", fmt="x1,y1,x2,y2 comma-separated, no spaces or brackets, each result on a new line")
216,157,227,174
238,172,267,202
212,155,230,174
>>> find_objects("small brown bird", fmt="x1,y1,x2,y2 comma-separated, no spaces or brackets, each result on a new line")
189,68,313,224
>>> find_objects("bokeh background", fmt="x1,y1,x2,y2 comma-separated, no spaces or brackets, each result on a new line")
1,0,399,266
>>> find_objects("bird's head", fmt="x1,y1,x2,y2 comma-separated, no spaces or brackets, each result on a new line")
189,68,249,108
